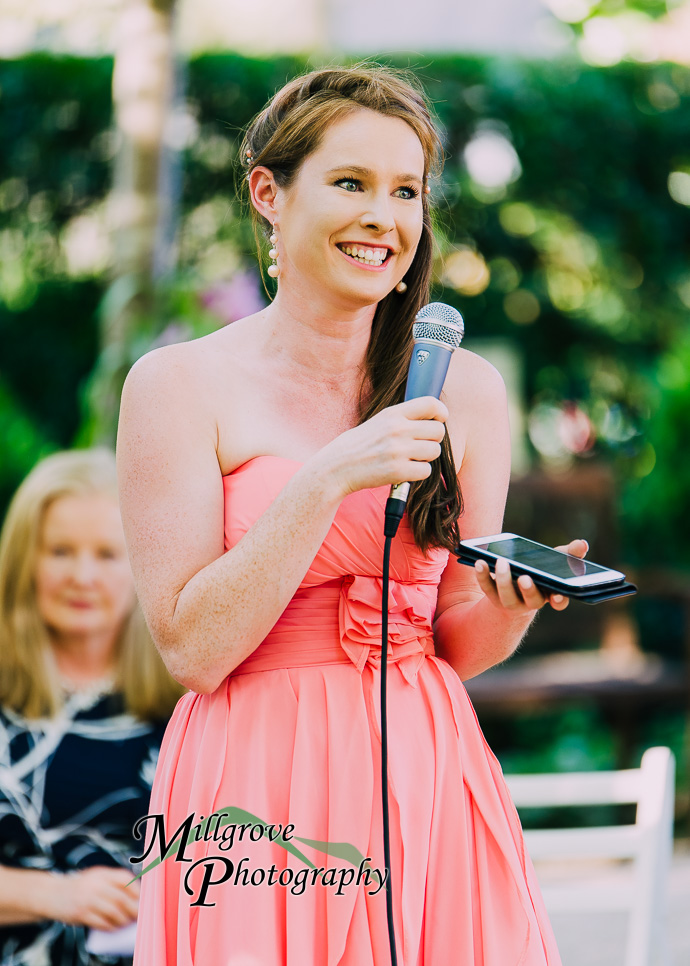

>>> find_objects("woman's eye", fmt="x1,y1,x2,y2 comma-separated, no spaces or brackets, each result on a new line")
395,186,419,200
335,179,360,192
50,546,70,557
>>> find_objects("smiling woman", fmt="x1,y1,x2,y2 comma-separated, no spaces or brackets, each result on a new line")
0,450,183,966
251,110,424,306
236,67,459,552
118,64,576,965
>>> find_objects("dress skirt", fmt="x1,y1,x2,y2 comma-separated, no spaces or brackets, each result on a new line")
133,456,561,965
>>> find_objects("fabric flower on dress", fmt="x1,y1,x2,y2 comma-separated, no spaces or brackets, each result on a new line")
338,574,436,687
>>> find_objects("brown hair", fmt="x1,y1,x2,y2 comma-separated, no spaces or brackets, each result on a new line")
0,449,184,719
239,65,462,552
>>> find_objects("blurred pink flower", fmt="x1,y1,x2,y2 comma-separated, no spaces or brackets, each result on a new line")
201,271,266,325
558,402,595,454
151,321,193,348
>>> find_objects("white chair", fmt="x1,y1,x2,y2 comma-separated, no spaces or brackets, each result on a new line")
505,746,676,966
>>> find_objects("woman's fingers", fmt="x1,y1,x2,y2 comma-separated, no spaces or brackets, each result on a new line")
474,537,590,613
401,395,449,425
411,439,443,462
555,538,589,558
492,558,524,610
475,560,525,611
54,866,139,930
549,537,588,608
475,560,570,613
547,592,570,611
516,573,550,610
412,419,447,443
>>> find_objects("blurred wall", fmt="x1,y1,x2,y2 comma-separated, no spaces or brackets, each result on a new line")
3,0,689,62
0,0,563,56
325,0,558,56
176,0,326,55
175,0,561,56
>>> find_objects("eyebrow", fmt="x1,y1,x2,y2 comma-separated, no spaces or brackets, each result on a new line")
325,164,423,184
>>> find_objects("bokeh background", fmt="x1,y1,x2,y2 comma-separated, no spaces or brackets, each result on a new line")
1,2,689,950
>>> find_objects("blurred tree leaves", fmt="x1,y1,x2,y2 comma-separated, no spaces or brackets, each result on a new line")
0,52,688,565
0,55,113,501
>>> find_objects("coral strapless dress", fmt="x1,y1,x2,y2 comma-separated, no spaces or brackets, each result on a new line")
134,456,561,965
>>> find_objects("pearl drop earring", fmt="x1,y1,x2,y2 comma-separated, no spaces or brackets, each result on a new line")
267,225,280,279
395,280,407,294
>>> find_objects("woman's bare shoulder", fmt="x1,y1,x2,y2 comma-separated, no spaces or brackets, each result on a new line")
123,314,264,403
441,347,507,453
445,346,506,402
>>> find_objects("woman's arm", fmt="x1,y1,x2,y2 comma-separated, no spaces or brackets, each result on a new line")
433,350,581,681
0,866,56,925
117,343,448,694
0,866,138,929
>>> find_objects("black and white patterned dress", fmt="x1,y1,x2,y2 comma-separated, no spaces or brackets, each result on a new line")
0,685,167,966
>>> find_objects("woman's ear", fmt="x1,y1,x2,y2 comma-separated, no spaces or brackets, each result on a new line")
249,166,280,223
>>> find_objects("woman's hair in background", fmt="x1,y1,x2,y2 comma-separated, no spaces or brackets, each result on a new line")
239,64,462,553
0,449,184,720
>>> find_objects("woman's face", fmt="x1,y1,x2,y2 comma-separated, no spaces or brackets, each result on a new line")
35,493,136,647
275,107,426,306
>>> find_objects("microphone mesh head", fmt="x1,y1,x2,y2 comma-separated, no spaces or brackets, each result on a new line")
413,302,465,349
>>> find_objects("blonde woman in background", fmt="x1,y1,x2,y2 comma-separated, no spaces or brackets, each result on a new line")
0,449,184,966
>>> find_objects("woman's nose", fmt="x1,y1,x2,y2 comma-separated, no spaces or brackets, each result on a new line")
70,552,99,584
359,191,395,233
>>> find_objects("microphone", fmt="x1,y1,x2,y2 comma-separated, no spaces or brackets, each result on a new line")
383,302,465,538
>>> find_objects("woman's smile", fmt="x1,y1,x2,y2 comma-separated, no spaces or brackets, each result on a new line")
336,242,393,270
265,108,425,305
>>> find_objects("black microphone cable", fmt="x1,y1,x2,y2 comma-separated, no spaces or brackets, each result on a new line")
376,303,464,966
379,496,407,966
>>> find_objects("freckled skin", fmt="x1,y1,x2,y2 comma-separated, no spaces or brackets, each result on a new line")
116,108,587,693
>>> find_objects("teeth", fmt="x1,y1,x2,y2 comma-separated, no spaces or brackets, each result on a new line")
339,244,387,266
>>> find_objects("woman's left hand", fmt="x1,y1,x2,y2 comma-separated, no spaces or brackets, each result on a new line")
474,538,589,616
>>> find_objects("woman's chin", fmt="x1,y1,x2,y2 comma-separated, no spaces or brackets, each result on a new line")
47,611,120,641
328,274,393,307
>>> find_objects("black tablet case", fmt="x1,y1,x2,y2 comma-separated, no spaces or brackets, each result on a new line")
454,546,637,605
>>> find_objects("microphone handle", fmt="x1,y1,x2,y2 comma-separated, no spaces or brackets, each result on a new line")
384,343,454,534
404,343,454,400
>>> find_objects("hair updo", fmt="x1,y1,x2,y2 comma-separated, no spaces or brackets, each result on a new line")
239,65,462,553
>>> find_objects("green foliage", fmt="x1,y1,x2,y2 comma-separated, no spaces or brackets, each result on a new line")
180,54,690,566
0,55,114,305
0,51,687,800
1,52,689,569
621,328,690,566
562,0,674,33
483,704,688,829
179,54,306,281
581,0,671,19
0,55,113,499
0,280,102,443
0,376,56,512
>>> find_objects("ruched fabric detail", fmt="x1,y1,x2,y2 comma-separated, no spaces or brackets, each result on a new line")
134,456,561,966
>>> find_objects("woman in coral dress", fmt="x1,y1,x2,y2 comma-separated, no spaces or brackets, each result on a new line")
118,66,585,964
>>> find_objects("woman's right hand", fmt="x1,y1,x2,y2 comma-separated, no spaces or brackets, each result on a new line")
48,866,139,931
315,396,449,498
